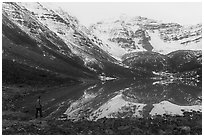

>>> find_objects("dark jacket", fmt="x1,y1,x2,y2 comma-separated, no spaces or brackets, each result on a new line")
35,98,42,108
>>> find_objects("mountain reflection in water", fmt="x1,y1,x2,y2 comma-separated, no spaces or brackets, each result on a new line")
64,79,202,121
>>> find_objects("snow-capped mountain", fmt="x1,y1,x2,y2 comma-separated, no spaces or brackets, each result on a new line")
16,2,116,63
90,15,202,58
89,15,202,75
2,2,202,84
2,2,152,84
2,2,99,83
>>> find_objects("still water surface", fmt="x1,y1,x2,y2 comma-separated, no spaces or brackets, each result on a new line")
20,78,202,120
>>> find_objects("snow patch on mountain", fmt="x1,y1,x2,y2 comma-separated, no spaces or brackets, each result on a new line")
18,2,77,50
149,30,202,54
89,31,127,60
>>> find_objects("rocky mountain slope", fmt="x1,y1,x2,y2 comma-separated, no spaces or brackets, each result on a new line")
121,50,202,83
89,15,202,79
2,2,202,85
2,2,152,85
122,50,202,71
90,15,202,58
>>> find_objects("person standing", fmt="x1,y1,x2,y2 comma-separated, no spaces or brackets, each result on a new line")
35,96,43,118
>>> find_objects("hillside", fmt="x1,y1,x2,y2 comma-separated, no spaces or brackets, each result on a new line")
2,2,152,85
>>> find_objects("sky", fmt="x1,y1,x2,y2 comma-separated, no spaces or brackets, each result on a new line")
48,2,202,27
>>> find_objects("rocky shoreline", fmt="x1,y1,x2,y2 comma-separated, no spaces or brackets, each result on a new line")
2,111,202,135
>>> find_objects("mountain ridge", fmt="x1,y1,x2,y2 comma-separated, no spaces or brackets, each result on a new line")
2,2,202,84
90,15,202,58
2,2,154,85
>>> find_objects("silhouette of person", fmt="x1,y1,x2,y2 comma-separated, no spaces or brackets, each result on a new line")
35,95,43,118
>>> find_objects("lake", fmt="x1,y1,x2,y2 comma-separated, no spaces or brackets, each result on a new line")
19,78,202,121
